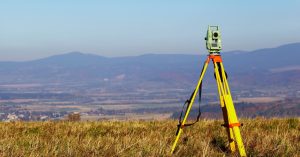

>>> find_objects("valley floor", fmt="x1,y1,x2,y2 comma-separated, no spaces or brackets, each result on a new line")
0,118,299,156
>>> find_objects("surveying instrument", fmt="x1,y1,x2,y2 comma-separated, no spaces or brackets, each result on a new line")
171,26,247,156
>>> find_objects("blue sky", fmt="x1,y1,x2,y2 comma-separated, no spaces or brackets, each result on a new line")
0,0,299,61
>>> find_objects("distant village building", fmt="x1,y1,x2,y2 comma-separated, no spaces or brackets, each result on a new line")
67,112,81,121
5,114,19,122
40,116,49,121
18,114,25,119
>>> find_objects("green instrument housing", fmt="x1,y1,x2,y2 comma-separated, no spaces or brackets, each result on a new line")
205,26,222,54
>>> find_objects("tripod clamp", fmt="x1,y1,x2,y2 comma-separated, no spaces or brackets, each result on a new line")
221,122,243,128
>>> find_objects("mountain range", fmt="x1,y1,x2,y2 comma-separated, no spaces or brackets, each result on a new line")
0,43,299,91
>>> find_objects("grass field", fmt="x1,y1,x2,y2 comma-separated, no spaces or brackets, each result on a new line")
0,118,299,156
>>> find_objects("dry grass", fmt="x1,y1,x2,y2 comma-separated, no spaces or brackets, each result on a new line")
81,113,172,121
0,118,299,157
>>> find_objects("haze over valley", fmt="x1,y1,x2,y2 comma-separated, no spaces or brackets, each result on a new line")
0,43,299,121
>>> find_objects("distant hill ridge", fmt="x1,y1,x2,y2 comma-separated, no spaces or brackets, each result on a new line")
0,43,299,86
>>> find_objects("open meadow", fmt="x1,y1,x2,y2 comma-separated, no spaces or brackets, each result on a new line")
0,118,299,157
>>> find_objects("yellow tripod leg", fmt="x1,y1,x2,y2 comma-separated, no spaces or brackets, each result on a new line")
170,59,209,154
214,73,236,152
214,61,247,157
219,63,246,156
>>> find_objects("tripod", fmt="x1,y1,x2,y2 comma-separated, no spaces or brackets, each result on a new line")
171,54,247,156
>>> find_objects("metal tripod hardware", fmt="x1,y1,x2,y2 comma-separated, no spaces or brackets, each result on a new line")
170,26,247,157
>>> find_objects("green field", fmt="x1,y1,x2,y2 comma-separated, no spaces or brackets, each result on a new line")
0,118,299,156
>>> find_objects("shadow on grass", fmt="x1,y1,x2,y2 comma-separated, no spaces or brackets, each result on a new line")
210,136,228,153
